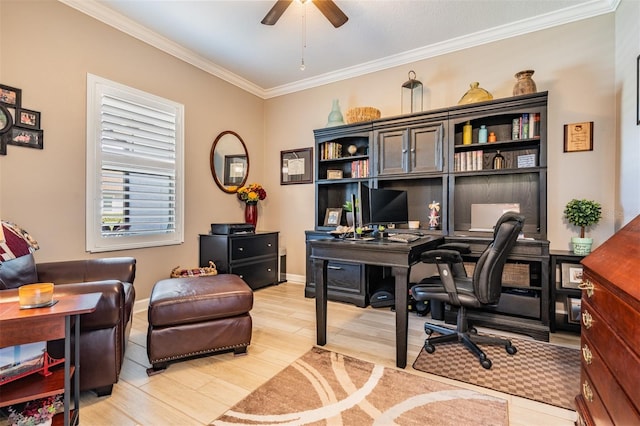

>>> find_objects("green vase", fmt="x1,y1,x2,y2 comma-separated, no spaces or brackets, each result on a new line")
326,99,344,127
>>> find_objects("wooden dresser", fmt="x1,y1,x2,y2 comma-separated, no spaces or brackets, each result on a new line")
575,215,640,425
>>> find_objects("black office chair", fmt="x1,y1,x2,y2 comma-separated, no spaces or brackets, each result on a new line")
410,212,525,369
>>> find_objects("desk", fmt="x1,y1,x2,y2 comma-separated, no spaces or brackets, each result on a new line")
0,293,101,426
310,236,443,368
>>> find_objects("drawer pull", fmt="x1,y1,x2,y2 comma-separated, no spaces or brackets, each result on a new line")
582,310,593,329
328,266,343,270
238,247,244,252
267,268,272,272
582,345,593,365
268,243,272,247
582,381,593,402
578,279,594,298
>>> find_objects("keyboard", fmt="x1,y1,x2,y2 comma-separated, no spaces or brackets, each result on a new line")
386,233,420,243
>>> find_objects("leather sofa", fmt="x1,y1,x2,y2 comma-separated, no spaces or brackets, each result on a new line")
0,254,136,396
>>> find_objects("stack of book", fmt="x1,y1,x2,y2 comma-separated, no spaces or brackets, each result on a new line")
512,113,541,140
454,150,484,171
321,142,343,159
350,159,369,178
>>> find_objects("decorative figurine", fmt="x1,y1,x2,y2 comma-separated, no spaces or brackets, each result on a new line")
428,201,440,230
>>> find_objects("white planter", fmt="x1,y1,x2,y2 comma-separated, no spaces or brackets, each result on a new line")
572,237,593,255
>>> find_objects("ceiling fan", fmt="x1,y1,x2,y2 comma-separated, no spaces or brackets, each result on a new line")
261,0,348,28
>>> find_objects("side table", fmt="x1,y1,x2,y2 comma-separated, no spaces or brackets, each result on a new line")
0,292,101,426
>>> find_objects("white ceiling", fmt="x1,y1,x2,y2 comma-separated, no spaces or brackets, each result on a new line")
61,0,618,98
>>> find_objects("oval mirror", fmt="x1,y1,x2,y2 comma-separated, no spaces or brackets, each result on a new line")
210,130,249,194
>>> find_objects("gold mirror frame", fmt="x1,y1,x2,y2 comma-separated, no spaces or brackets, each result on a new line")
210,130,249,194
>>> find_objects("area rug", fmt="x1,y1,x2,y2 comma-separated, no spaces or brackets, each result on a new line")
412,335,580,411
212,347,508,425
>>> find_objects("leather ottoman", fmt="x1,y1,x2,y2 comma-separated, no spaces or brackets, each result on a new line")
146,274,253,375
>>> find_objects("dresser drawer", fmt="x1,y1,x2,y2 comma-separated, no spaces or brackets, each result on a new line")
578,369,614,426
582,272,640,355
581,299,640,412
232,258,278,290
231,234,278,260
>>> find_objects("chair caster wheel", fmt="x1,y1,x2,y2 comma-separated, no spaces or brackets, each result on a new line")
506,345,517,355
424,325,433,335
424,343,436,354
480,358,492,369
469,327,478,334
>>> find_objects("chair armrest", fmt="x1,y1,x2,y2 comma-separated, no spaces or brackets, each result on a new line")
420,249,463,265
52,281,126,329
37,257,136,285
435,242,471,255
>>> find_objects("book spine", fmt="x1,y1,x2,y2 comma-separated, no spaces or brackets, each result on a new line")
522,113,529,140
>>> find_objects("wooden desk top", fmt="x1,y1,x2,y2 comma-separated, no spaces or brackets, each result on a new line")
0,292,101,323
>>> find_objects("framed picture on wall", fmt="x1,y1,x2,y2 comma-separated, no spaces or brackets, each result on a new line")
16,108,40,129
0,84,21,109
7,126,43,149
281,147,313,185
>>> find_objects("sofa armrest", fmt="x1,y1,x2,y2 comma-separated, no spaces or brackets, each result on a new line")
52,281,127,330
37,257,136,285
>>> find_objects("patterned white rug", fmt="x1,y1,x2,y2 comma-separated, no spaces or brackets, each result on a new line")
213,347,507,425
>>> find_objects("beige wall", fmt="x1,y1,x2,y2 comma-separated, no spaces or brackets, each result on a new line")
0,1,265,299
1,1,635,298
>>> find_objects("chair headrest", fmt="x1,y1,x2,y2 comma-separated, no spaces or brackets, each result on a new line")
493,211,525,239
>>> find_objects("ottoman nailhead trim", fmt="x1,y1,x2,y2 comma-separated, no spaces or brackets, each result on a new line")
150,342,250,364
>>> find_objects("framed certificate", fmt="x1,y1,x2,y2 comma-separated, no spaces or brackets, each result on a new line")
563,121,593,152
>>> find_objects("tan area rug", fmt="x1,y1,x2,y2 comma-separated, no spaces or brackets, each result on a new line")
413,335,580,411
212,347,507,425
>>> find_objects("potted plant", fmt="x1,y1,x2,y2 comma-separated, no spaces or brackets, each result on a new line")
342,200,357,227
563,198,602,255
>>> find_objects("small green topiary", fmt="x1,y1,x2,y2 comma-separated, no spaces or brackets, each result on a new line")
563,199,602,238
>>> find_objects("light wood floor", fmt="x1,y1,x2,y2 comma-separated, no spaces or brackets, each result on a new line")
76,281,580,425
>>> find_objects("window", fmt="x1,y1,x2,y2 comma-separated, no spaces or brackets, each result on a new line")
86,74,184,252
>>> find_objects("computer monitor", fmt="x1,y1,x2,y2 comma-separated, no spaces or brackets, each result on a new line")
361,185,409,226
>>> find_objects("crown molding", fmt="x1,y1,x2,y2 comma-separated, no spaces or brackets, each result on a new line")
59,0,617,100
58,0,267,98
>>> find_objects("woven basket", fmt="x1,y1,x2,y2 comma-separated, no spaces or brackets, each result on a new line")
170,261,217,278
345,107,381,124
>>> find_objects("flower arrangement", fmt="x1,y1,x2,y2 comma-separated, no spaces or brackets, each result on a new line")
237,183,267,204
7,395,63,426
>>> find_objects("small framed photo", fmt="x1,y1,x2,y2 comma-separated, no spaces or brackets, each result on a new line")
561,263,584,289
566,297,582,324
0,84,21,108
323,208,342,227
327,169,343,179
563,121,593,152
0,134,7,155
7,126,43,149
16,108,40,129
223,154,247,186
281,147,313,185
0,104,13,134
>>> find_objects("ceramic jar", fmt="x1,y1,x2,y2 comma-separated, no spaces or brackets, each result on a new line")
513,70,537,96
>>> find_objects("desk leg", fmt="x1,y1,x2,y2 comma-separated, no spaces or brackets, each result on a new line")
393,266,409,369
314,258,328,345
73,314,80,425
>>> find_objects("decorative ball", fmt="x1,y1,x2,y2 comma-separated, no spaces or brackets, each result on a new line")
347,145,358,155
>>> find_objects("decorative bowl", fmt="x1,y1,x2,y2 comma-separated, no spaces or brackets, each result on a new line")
345,107,381,124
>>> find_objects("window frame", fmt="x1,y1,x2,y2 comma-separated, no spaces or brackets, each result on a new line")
86,73,184,253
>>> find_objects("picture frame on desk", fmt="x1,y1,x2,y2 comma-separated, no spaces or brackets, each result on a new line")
561,263,583,289
323,208,342,227
566,297,581,324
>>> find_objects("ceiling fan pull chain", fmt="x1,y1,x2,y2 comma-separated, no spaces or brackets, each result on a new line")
300,2,307,70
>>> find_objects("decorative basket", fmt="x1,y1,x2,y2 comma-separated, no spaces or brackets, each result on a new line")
170,261,217,278
345,107,381,124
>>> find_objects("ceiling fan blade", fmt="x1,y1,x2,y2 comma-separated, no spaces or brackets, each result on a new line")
261,0,293,26
312,0,348,28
